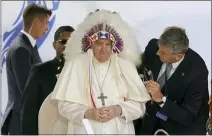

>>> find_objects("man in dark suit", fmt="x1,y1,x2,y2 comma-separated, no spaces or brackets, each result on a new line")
20,26,75,135
1,4,52,135
135,26,209,135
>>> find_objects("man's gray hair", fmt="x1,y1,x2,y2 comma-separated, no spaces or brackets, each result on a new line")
158,26,189,54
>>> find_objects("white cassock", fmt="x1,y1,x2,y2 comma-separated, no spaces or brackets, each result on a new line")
38,49,151,134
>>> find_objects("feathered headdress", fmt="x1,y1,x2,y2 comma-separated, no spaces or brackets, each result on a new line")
63,9,142,66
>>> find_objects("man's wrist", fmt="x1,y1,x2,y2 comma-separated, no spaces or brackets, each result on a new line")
155,94,166,104
154,93,164,102
84,109,92,119
116,105,122,116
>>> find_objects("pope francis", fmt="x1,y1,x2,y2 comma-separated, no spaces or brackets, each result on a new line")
38,9,151,134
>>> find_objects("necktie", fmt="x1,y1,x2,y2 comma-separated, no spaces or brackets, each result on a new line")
157,63,172,89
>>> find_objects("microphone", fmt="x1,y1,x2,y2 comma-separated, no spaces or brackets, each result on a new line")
137,65,155,104
147,70,154,104
139,74,145,81
148,70,154,80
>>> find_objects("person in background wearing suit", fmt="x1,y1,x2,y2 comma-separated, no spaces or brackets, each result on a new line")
1,4,52,135
135,26,209,135
21,26,75,135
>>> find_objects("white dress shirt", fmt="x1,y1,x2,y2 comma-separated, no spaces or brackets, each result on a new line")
21,30,36,47
157,56,185,80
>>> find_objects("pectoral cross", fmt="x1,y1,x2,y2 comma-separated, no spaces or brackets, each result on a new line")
98,92,108,106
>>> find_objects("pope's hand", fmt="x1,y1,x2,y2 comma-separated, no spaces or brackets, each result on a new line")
84,108,102,121
100,105,122,122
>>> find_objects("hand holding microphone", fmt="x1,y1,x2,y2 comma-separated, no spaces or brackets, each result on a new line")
145,80,163,102
144,70,163,103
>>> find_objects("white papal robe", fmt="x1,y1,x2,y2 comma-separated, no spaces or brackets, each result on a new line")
38,50,151,134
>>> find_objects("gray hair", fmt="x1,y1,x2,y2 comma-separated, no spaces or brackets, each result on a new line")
158,26,189,54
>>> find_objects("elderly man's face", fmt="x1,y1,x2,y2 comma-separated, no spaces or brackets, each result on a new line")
92,38,112,63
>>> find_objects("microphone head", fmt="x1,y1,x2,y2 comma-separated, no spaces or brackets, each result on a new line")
139,74,144,80
148,70,152,76
139,74,144,77
148,70,154,80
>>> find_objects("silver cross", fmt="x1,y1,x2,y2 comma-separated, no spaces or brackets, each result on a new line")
97,92,108,106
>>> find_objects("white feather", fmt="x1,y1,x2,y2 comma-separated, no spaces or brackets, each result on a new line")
63,9,142,66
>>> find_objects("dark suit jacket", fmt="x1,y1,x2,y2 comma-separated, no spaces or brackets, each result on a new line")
135,38,209,135
21,57,64,135
1,32,42,134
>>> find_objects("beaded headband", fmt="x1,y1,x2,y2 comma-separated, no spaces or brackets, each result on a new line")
82,23,123,53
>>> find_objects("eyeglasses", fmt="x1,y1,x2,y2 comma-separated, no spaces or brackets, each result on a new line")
55,39,68,45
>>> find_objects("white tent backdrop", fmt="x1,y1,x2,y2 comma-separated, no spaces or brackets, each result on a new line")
0,1,211,120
